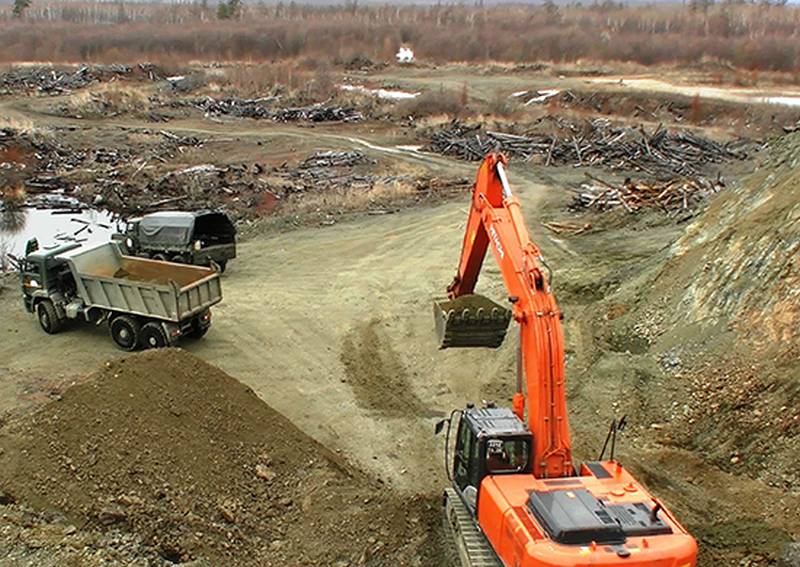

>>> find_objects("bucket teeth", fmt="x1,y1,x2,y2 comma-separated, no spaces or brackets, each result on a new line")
434,294,512,349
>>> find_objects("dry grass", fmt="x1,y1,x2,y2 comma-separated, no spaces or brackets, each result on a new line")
284,178,420,216
60,82,151,117
0,4,798,72
394,89,465,119
0,115,40,135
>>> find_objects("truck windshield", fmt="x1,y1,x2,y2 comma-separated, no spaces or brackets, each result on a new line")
486,438,530,474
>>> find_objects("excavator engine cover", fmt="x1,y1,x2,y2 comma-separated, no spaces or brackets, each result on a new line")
527,488,673,546
434,294,512,349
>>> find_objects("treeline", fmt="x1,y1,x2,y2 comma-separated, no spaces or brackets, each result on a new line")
0,2,798,71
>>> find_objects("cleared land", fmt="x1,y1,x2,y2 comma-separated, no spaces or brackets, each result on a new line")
0,56,798,567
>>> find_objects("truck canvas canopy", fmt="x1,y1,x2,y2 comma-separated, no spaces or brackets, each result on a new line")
136,211,236,248
138,212,197,246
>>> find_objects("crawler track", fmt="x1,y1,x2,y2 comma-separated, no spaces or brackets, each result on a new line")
443,488,503,567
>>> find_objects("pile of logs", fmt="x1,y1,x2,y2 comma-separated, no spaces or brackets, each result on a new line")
272,104,363,123
425,120,748,180
188,96,364,123
189,96,276,119
570,174,725,213
0,63,161,95
282,150,377,193
299,151,374,169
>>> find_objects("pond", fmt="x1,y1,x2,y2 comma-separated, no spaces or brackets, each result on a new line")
0,196,116,263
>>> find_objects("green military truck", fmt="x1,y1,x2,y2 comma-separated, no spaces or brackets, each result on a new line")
20,241,222,350
116,211,236,272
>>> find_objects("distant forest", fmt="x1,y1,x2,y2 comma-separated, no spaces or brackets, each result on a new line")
0,2,798,71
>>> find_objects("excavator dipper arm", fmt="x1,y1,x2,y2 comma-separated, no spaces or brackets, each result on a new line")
442,153,572,478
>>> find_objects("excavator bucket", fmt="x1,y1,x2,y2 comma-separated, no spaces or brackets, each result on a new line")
434,294,512,349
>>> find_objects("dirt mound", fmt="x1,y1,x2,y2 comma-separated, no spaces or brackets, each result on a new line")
0,349,444,566
582,132,800,565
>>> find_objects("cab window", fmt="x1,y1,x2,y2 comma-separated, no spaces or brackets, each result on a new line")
24,260,41,276
485,438,530,474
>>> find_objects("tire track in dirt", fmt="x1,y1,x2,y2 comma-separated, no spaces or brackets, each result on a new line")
341,318,431,417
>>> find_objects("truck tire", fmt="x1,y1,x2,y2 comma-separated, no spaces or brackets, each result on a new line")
218,260,227,273
140,322,169,349
189,322,210,339
110,315,141,351
37,300,63,334
152,253,167,262
171,254,186,264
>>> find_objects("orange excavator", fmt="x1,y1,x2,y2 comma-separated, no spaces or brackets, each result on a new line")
434,154,697,567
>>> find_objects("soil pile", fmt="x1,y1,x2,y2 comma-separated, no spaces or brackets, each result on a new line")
0,349,444,566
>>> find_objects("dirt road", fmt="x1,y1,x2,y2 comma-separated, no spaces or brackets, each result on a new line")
0,165,555,494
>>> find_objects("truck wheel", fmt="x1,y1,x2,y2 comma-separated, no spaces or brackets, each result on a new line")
218,260,227,273
110,315,141,351
189,322,210,339
152,254,167,262
171,255,186,264
37,300,63,334
140,322,169,349
188,310,211,339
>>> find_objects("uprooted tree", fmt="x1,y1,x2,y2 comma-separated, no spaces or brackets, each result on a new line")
12,0,32,17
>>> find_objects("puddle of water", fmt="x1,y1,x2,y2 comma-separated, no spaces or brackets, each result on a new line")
340,84,420,100
524,89,561,105
1,196,116,260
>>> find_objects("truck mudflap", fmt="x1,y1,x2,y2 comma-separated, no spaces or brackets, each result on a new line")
434,295,512,349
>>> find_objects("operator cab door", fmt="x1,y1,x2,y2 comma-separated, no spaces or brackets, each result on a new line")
453,418,481,514
20,258,43,311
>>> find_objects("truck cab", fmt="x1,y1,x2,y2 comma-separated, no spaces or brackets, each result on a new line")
19,242,80,315
117,211,236,272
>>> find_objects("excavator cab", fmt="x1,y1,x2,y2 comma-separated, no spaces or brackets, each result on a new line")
452,404,532,513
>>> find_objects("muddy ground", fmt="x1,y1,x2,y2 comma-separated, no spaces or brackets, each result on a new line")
1,62,798,566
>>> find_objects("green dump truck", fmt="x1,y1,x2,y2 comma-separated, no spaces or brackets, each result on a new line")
115,210,237,272
20,241,222,350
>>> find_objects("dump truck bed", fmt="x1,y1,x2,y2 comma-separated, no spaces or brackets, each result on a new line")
57,242,222,322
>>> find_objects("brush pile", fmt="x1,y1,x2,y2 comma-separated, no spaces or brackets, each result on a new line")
570,174,725,213
426,120,748,180
272,103,363,123
187,96,277,119
187,96,363,122
299,150,374,169
274,150,469,206
0,63,161,95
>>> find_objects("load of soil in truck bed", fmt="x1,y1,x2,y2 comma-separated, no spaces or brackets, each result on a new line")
0,349,445,566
